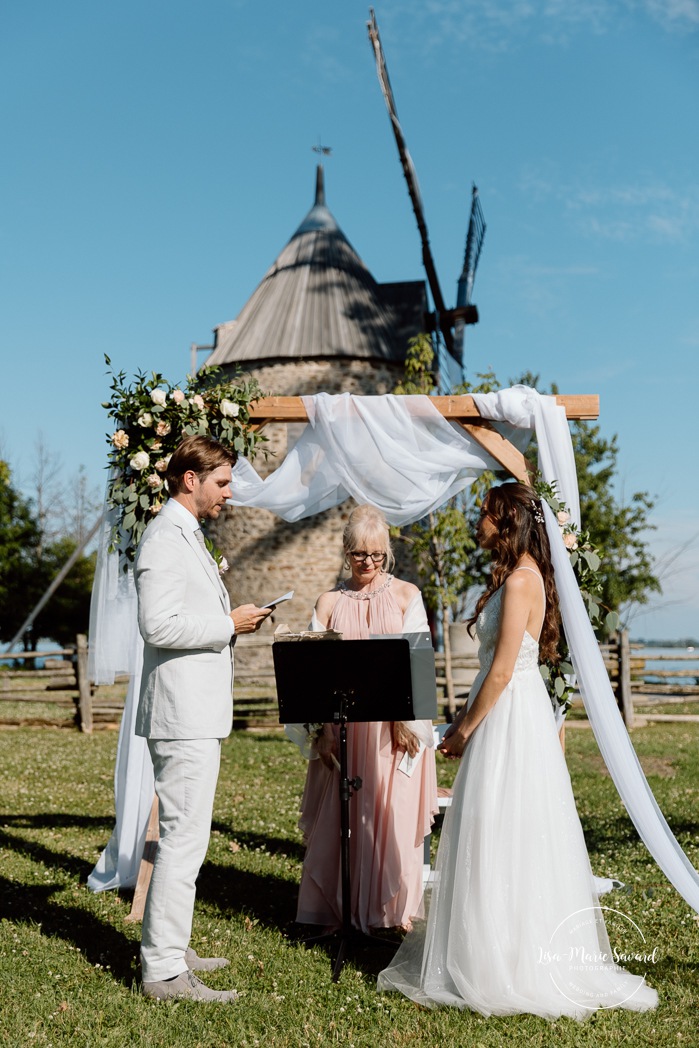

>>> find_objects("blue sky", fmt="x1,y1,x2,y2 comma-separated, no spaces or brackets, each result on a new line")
2,1,698,640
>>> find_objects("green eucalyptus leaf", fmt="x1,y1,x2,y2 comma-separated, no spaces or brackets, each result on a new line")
584,550,601,571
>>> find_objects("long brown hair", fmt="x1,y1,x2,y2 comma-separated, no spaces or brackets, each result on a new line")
467,483,561,663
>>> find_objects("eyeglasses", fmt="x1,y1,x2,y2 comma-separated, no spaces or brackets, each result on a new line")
349,550,386,563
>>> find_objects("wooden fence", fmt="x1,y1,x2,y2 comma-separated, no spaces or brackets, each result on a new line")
2,631,696,733
0,635,125,733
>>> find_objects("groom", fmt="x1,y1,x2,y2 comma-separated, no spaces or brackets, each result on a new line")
135,434,271,1002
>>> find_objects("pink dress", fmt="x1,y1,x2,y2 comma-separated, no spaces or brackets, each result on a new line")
296,577,439,932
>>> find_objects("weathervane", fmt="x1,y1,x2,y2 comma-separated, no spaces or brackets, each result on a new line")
312,138,332,158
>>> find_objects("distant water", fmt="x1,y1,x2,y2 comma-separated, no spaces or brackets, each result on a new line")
0,640,63,670
635,645,699,685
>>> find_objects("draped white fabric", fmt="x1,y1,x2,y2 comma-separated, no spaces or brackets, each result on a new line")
88,503,140,685
543,500,699,910
87,387,699,913
229,392,503,525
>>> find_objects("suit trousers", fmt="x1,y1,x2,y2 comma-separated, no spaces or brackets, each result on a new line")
140,737,221,982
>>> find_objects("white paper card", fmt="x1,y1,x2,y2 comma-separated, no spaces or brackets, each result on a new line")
398,739,426,777
261,590,294,609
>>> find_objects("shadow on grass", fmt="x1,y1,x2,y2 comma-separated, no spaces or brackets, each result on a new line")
196,861,300,933
0,874,137,985
294,928,402,980
579,815,642,853
196,861,406,980
580,812,699,858
0,816,110,883
211,822,305,863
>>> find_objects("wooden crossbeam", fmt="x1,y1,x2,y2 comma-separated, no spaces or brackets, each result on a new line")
247,393,599,425
457,420,535,485
246,393,596,483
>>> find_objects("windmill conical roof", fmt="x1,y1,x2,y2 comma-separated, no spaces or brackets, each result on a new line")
206,167,419,367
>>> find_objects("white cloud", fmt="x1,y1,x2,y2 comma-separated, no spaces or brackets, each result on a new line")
642,0,699,32
384,0,698,54
519,169,699,244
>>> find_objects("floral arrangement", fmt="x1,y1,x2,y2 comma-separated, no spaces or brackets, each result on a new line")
304,722,324,752
534,478,620,714
102,356,266,566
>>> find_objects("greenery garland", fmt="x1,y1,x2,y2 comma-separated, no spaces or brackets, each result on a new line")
102,356,266,566
534,477,620,713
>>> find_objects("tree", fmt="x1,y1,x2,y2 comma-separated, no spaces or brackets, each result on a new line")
0,458,97,650
571,420,660,623
0,460,42,646
33,537,97,648
516,372,660,625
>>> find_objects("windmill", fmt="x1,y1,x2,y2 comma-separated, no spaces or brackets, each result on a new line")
367,9,486,389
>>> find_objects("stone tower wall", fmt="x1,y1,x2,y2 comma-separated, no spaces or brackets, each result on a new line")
208,358,420,672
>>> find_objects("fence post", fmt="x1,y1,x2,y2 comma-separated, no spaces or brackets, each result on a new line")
76,633,93,734
618,629,635,729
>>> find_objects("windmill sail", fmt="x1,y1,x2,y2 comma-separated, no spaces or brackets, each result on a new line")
458,184,486,309
367,9,454,361
454,185,486,365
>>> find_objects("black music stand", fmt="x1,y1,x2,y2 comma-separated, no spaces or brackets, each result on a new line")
273,636,434,980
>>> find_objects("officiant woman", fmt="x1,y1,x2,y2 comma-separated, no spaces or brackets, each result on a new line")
289,504,438,933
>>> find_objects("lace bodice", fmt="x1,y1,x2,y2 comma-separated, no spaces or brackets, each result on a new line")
476,586,540,675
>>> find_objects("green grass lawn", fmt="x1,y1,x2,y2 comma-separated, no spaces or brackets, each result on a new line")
1,723,698,1047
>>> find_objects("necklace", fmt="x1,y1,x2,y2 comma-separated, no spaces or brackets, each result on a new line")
339,573,394,601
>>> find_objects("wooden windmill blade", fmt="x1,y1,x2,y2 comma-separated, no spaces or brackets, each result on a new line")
459,184,486,309
367,8,455,360
454,184,487,360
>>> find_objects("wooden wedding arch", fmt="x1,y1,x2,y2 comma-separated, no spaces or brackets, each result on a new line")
246,393,600,483
127,390,599,921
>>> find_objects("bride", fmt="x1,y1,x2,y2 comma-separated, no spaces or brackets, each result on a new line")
378,482,658,1019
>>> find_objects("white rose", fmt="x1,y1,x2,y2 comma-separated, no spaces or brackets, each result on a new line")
137,413,153,428
218,557,229,575
150,388,167,406
130,450,150,472
220,399,240,418
557,510,570,525
171,389,185,404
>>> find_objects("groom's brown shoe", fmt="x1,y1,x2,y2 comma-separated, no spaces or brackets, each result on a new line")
185,946,230,972
142,969,238,1003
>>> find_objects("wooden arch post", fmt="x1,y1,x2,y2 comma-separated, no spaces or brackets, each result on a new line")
127,393,598,920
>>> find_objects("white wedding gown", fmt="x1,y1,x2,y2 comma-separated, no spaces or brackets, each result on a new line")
378,582,658,1018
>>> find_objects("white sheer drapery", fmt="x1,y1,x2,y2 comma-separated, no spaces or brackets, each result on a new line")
229,392,504,524
87,388,699,912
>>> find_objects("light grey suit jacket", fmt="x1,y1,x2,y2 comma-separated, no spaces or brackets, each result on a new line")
134,499,234,740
